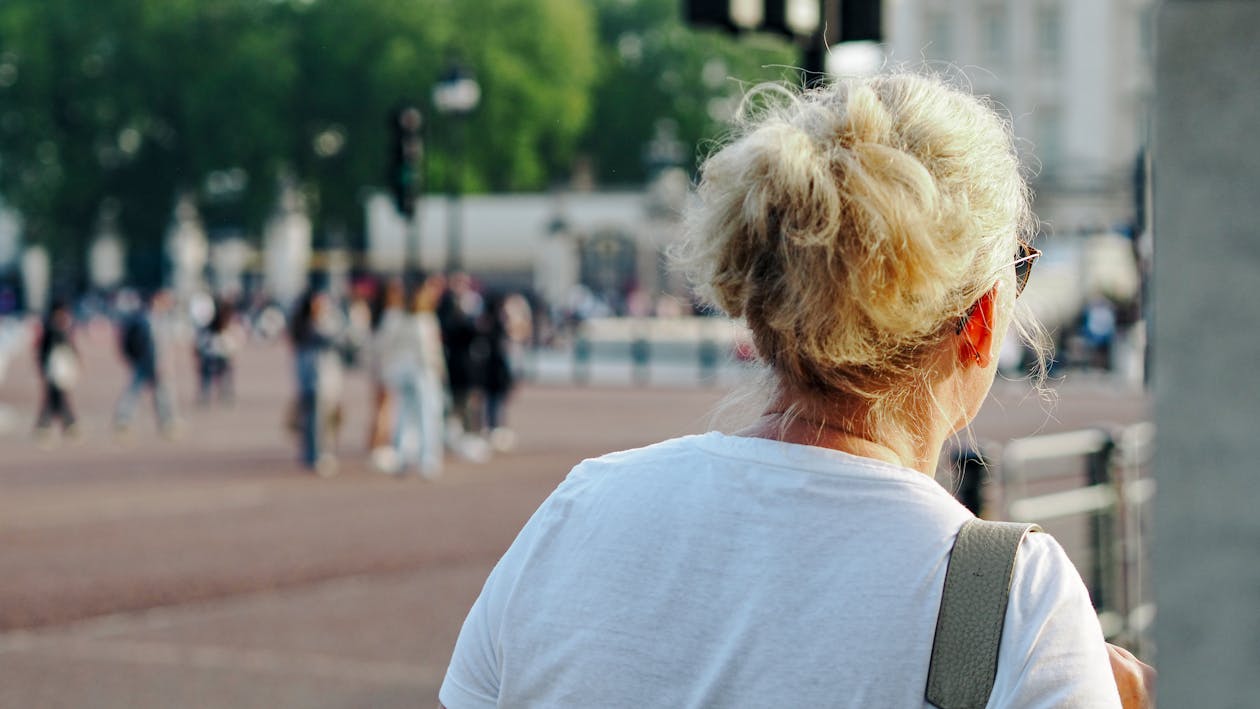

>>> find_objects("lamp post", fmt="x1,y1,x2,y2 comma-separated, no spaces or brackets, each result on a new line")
432,63,481,273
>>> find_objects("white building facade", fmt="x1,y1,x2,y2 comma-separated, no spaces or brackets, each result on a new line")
365,182,687,313
885,0,1155,235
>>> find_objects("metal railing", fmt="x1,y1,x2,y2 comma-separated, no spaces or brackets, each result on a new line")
980,422,1155,654
537,317,751,387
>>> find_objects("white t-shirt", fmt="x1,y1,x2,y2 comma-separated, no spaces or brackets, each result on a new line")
378,311,445,388
441,432,1121,708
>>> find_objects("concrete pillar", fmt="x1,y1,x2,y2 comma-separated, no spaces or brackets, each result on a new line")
20,246,49,315
1152,3,1260,706
0,202,20,269
166,194,208,301
264,182,312,307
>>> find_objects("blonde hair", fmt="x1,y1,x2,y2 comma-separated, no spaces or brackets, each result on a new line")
676,72,1045,438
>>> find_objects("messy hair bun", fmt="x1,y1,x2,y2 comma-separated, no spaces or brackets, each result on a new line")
677,72,1036,418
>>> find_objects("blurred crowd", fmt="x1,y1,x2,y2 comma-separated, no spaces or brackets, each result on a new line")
1,263,1145,471
287,272,532,477
7,272,534,478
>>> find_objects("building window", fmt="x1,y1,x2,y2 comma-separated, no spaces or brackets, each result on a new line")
1036,3,1063,68
979,5,1008,67
925,10,953,60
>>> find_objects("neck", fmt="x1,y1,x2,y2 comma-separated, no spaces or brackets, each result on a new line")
736,398,947,476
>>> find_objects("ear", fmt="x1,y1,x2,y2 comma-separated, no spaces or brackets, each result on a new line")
959,287,999,368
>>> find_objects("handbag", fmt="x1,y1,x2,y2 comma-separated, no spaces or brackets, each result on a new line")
925,519,1041,709
47,344,79,390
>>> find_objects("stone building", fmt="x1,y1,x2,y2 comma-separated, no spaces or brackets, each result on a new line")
886,0,1155,234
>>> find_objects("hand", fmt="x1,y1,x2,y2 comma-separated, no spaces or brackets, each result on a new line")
1108,643,1155,708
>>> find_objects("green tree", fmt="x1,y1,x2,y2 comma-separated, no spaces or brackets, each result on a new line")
445,0,598,191
281,0,445,248
0,0,294,287
581,0,800,185
111,0,296,284
0,0,794,290
282,0,597,241
0,0,138,286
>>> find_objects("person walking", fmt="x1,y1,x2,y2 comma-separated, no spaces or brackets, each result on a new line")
437,272,481,431
114,290,178,438
477,292,517,453
288,288,342,475
379,275,448,478
367,279,406,471
33,300,79,441
194,298,240,406
440,73,1152,708
437,272,490,462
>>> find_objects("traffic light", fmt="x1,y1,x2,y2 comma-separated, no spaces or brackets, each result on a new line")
836,0,881,43
388,106,423,218
685,0,763,33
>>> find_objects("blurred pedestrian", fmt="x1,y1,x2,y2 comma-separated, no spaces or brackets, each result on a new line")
344,288,375,371
194,298,241,406
288,288,342,475
1081,296,1118,369
502,292,534,379
367,279,405,470
114,290,179,438
441,73,1151,708
33,300,80,441
437,272,490,461
379,274,448,477
478,292,517,453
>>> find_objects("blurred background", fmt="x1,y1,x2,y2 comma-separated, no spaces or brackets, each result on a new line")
0,1,1155,707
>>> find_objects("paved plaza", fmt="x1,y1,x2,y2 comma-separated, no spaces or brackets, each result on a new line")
0,327,1149,708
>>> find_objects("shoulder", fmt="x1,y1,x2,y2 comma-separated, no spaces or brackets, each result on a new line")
1012,530,1086,594
1005,530,1100,634
560,435,713,490
989,530,1122,706
500,436,716,545
456,435,719,616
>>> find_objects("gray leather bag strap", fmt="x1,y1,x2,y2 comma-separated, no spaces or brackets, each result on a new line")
925,519,1042,709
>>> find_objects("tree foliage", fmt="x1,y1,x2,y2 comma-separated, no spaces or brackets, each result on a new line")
0,0,296,285
582,0,798,184
0,0,798,289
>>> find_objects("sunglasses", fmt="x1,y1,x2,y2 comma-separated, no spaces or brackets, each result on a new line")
1013,239,1041,297
956,239,1042,333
